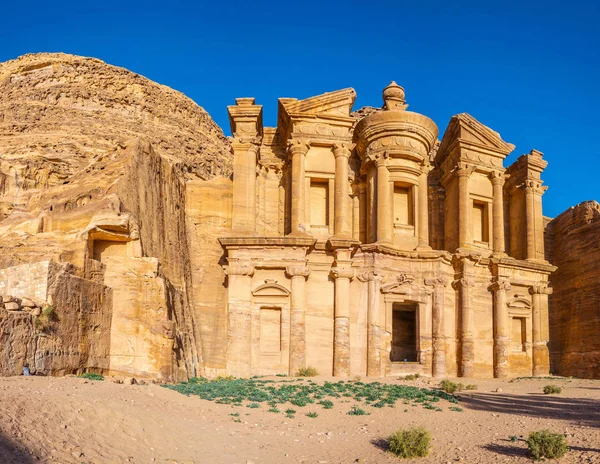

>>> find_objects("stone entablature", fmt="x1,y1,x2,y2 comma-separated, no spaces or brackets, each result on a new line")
219,82,556,379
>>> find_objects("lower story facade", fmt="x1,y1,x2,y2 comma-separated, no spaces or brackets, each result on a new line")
219,237,555,379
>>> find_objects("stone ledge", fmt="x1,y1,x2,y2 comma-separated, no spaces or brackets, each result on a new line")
219,236,317,248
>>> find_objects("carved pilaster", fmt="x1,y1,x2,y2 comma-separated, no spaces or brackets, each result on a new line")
286,264,311,374
287,139,311,236
358,271,386,376
330,265,355,377
452,276,476,377
529,282,552,376
490,277,511,379
425,277,448,378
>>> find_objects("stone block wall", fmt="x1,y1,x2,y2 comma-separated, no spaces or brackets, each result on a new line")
0,261,51,303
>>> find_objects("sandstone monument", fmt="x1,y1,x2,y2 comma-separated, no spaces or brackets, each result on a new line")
0,53,596,380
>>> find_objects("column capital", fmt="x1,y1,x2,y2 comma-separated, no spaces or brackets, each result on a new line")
333,142,355,158
225,262,255,277
285,265,311,279
330,267,355,280
490,277,511,292
452,277,475,290
357,270,386,284
489,170,506,186
369,151,389,168
287,139,310,156
529,282,553,295
424,277,449,288
521,179,546,195
455,162,475,178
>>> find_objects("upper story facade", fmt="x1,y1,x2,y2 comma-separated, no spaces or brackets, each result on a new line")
227,82,548,262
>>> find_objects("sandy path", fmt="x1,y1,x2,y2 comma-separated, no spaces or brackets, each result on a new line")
0,376,598,463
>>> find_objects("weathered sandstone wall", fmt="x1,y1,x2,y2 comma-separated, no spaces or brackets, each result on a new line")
546,201,600,378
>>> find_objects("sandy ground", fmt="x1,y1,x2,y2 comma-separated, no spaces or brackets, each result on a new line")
0,375,598,464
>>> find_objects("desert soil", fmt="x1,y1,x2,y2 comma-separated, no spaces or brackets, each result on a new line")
0,375,598,464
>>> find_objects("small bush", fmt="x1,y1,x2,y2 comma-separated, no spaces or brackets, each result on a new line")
464,384,477,391
306,411,318,418
440,380,463,394
296,366,319,377
78,372,104,381
543,385,562,394
404,375,416,381
319,400,334,409
34,306,58,332
388,426,431,458
246,403,260,408
526,430,568,460
348,406,370,416
449,406,463,412
509,435,519,442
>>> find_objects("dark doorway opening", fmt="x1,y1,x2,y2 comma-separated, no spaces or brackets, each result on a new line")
391,303,418,362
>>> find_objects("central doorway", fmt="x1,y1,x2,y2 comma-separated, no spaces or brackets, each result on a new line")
391,303,418,362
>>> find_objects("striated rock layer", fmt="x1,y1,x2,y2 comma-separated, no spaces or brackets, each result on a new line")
546,201,600,378
0,53,233,380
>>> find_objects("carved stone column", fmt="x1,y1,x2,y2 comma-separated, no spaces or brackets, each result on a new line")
375,152,392,243
417,164,431,250
456,164,471,249
530,283,552,376
359,271,385,376
330,266,355,376
333,143,354,238
288,140,310,235
490,171,506,256
232,139,260,233
491,277,511,379
366,165,377,243
225,262,255,377
425,277,448,378
286,265,311,374
453,274,475,377
524,181,537,260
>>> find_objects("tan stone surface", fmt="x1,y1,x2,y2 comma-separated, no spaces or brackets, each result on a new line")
546,201,600,378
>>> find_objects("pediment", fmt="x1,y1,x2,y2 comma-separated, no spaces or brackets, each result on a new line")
507,297,532,310
436,113,515,164
279,88,356,118
252,281,290,297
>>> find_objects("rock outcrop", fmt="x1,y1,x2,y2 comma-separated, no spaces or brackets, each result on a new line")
0,53,233,380
546,201,600,378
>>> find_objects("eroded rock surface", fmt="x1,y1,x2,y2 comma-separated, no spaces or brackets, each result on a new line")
547,201,600,378
0,53,232,379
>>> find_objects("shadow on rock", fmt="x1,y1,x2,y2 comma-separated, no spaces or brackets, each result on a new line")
0,430,36,464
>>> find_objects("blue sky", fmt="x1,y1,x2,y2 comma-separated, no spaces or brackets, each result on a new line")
1,0,598,217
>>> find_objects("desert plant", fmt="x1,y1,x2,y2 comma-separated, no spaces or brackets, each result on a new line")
509,435,519,442
449,406,463,412
440,380,463,394
78,372,104,381
526,430,568,460
34,305,58,332
464,384,477,390
306,411,318,418
296,366,319,377
347,406,370,416
319,399,334,409
388,426,431,458
543,385,562,394
404,374,416,381
246,402,260,408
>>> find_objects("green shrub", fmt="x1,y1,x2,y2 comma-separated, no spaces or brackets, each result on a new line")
543,385,562,394
78,372,104,381
306,411,318,418
449,406,463,412
296,366,319,377
404,375,416,381
347,406,369,416
526,430,568,460
34,306,58,332
246,402,260,408
388,426,431,458
319,399,334,409
509,435,518,442
440,380,463,394
464,384,477,390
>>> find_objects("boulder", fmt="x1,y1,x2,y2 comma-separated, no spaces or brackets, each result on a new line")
4,302,20,311
20,298,36,308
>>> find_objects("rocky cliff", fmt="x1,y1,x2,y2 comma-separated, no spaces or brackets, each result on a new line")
546,201,600,378
0,53,233,379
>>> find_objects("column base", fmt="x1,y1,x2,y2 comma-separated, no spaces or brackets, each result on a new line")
333,316,350,377
460,338,475,378
415,245,433,252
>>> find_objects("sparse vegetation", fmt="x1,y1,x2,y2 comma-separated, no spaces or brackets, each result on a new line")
464,384,477,390
388,426,431,458
449,406,463,412
526,430,568,460
347,406,370,416
306,411,318,418
509,435,519,442
296,366,319,377
164,377,459,417
34,305,58,332
439,380,464,394
543,385,562,394
78,372,104,381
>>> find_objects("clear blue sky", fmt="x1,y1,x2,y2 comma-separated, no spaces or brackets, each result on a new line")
1,0,598,217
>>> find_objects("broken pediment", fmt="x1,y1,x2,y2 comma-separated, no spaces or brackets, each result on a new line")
436,113,515,166
279,88,356,119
